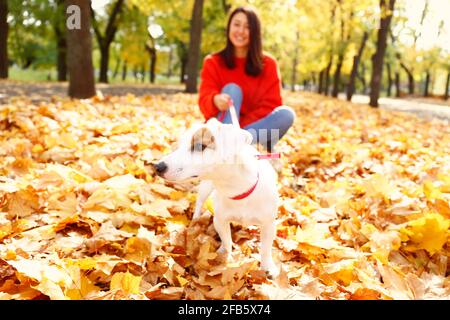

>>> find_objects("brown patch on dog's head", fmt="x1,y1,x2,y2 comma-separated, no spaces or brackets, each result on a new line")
191,127,216,152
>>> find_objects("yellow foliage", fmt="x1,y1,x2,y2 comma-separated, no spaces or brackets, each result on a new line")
110,272,142,295
400,213,450,255
65,275,101,300
423,181,444,201
176,275,189,287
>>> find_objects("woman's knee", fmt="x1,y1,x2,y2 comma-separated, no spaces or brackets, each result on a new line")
274,106,296,128
221,83,242,96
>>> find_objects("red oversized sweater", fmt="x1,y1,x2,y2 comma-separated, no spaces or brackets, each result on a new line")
198,53,283,128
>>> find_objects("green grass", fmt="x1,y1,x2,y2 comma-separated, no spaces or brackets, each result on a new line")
9,67,58,82
8,66,183,86
108,74,182,86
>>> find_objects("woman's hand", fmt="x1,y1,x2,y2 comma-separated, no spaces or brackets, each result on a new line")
213,93,231,111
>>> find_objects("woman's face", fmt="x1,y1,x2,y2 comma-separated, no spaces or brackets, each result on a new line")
229,12,250,50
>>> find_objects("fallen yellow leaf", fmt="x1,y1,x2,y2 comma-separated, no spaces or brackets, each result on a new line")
110,271,142,295
400,213,450,255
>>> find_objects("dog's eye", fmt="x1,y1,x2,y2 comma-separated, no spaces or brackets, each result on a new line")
192,143,207,152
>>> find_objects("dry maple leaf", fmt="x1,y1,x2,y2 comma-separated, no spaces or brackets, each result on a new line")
400,213,450,255
110,271,142,295
1,91,449,300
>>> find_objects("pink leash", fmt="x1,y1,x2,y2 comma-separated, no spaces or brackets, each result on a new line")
221,100,279,200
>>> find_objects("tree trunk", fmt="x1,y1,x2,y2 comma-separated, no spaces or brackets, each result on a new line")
347,31,368,101
332,54,344,97
386,62,393,97
358,63,367,93
66,0,96,98
185,0,204,93
167,46,173,78
146,42,157,84
176,42,188,83
323,57,333,96
390,31,415,96
291,31,300,92
322,3,338,96
311,73,317,91
357,75,366,94
91,0,124,83
445,71,449,100
56,34,67,81
122,61,127,81
290,58,297,92
332,4,350,99
222,0,231,13
149,49,156,83
99,45,109,83
395,71,401,97
0,0,8,78
369,0,396,107
54,0,67,81
318,69,324,94
430,70,437,94
22,59,33,70
399,62,414,94
407,70,414,94
180,57,187,83
423,71,430,97
112,58,120,79
133,67,138,82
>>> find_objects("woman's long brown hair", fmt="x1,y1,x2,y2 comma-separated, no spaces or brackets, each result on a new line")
218,6,263,76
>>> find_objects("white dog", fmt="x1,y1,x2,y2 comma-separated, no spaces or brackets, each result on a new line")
154,118,279,277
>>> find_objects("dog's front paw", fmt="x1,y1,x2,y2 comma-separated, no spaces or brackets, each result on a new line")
262,262,280,278
217,245,231,262
217,245,229,255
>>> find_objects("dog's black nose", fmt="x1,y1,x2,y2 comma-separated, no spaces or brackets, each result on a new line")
153,161,168,175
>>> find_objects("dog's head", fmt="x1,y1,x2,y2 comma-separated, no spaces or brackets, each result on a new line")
154,118,253,181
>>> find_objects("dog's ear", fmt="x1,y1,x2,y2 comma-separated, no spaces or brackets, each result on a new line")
191,127,216,151
206,118,220,126
220,124,253,148
230,127,253,145
239,128,253,145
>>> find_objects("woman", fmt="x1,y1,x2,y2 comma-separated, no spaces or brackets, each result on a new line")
198,6,295,152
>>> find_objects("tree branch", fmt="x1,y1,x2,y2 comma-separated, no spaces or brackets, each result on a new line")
90,4,103,45
222,0,231,14
105,0,124,45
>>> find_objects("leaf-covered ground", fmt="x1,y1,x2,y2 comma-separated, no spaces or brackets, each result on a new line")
0,90,449,300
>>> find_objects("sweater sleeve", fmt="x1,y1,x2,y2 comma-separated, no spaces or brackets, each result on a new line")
198,55,221,120
247,57,283,123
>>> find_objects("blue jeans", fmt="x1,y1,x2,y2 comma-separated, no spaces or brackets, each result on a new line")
217,83,295,151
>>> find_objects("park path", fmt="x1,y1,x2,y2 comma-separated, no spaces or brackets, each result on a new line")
1,81,449,122
0,81,184,104
338,93,450,122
